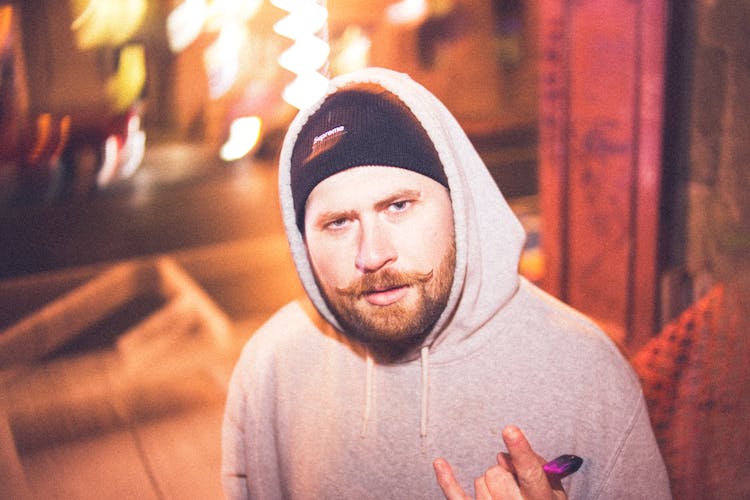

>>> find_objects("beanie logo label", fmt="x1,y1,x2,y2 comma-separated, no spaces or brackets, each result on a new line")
313,125,346,145
309,125,347,159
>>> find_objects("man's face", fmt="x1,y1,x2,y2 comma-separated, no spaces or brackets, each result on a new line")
304,166,455,349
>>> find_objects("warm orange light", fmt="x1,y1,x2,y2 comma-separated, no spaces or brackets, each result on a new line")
272,2,327,39
203,23,246,98
220,116,263,161
519,247,546,284
282,71,329,110
50,115,71,163
27,113,52,164
278,35,330,74
274,0,330,109
204,0,262,32
70,0,147,49
386,0,428,25
0,6,13,45
330,26,371,75
106,44,146,112
166,0,208,52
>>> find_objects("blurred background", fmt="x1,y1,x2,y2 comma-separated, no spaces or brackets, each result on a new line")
1,1,748,498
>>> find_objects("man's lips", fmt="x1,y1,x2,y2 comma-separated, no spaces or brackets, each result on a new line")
336,269,432,301
362,285,409,306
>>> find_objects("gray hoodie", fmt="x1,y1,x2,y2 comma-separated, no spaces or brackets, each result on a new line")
222,67,671,499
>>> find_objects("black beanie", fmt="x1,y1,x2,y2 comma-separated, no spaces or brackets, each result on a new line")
290,87,448,231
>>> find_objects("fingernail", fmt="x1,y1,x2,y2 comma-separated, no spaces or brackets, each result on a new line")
503,425,521,442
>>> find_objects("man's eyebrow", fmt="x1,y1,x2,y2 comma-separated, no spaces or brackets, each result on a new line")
374,189,422,210
312,208,357,227
311,189,422,228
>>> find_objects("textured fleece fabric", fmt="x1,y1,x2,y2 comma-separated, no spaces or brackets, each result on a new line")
222,68,672,499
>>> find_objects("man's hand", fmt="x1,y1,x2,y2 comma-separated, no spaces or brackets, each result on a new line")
433,425,567,500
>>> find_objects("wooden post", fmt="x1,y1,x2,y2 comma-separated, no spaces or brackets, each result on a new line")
538,0,667,353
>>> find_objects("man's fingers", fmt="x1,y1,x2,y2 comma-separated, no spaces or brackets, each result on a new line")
436,428,568,500
502,425,550,498
483,464,523,499
496,452,514,472
474,474,493,500
433,458,472,500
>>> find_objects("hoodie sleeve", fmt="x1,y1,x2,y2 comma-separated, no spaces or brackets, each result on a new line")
595,393,672,499
221,360,250,500
221,304,306,500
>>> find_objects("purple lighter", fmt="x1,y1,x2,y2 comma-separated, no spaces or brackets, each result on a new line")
543,455,584,479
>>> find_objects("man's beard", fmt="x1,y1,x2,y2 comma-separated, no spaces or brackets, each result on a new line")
318,239,456,353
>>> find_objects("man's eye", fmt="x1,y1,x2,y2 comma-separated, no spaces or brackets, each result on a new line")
325,218,349,230
389,200,411,212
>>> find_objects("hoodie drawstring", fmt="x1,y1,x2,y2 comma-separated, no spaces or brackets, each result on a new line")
360,347,431,439
361,354,375,437
420,346,430,439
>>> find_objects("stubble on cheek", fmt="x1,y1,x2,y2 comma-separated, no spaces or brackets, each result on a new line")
315,241,455,346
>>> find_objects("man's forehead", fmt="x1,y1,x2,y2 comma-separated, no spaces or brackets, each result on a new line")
306,165,444,208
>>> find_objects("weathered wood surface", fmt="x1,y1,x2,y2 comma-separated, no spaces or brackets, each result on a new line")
0,256,244,499
538,0,667,352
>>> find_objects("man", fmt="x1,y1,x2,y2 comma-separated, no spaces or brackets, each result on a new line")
222,68,671,499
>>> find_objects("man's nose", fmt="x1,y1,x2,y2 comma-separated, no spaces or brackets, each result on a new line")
355,220,396,273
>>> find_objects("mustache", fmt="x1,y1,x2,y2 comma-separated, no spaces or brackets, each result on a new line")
335,268,434,298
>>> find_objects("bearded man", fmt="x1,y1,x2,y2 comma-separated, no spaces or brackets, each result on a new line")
221,68,671,499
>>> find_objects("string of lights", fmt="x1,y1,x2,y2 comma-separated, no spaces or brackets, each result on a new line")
272,0,330,110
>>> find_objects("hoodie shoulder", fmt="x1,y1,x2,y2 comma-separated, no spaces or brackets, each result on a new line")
513,279,642,389
234,301,316,366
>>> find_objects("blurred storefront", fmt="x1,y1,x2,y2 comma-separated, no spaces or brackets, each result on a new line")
1,0,540,206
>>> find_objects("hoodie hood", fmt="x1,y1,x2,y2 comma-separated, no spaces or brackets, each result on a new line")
278,67,525,362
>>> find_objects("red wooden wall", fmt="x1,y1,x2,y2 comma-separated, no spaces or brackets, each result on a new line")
538,0,668,353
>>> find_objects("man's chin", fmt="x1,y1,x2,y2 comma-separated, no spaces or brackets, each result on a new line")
346,318,416,345
336,307,434,354
351,326,432,362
